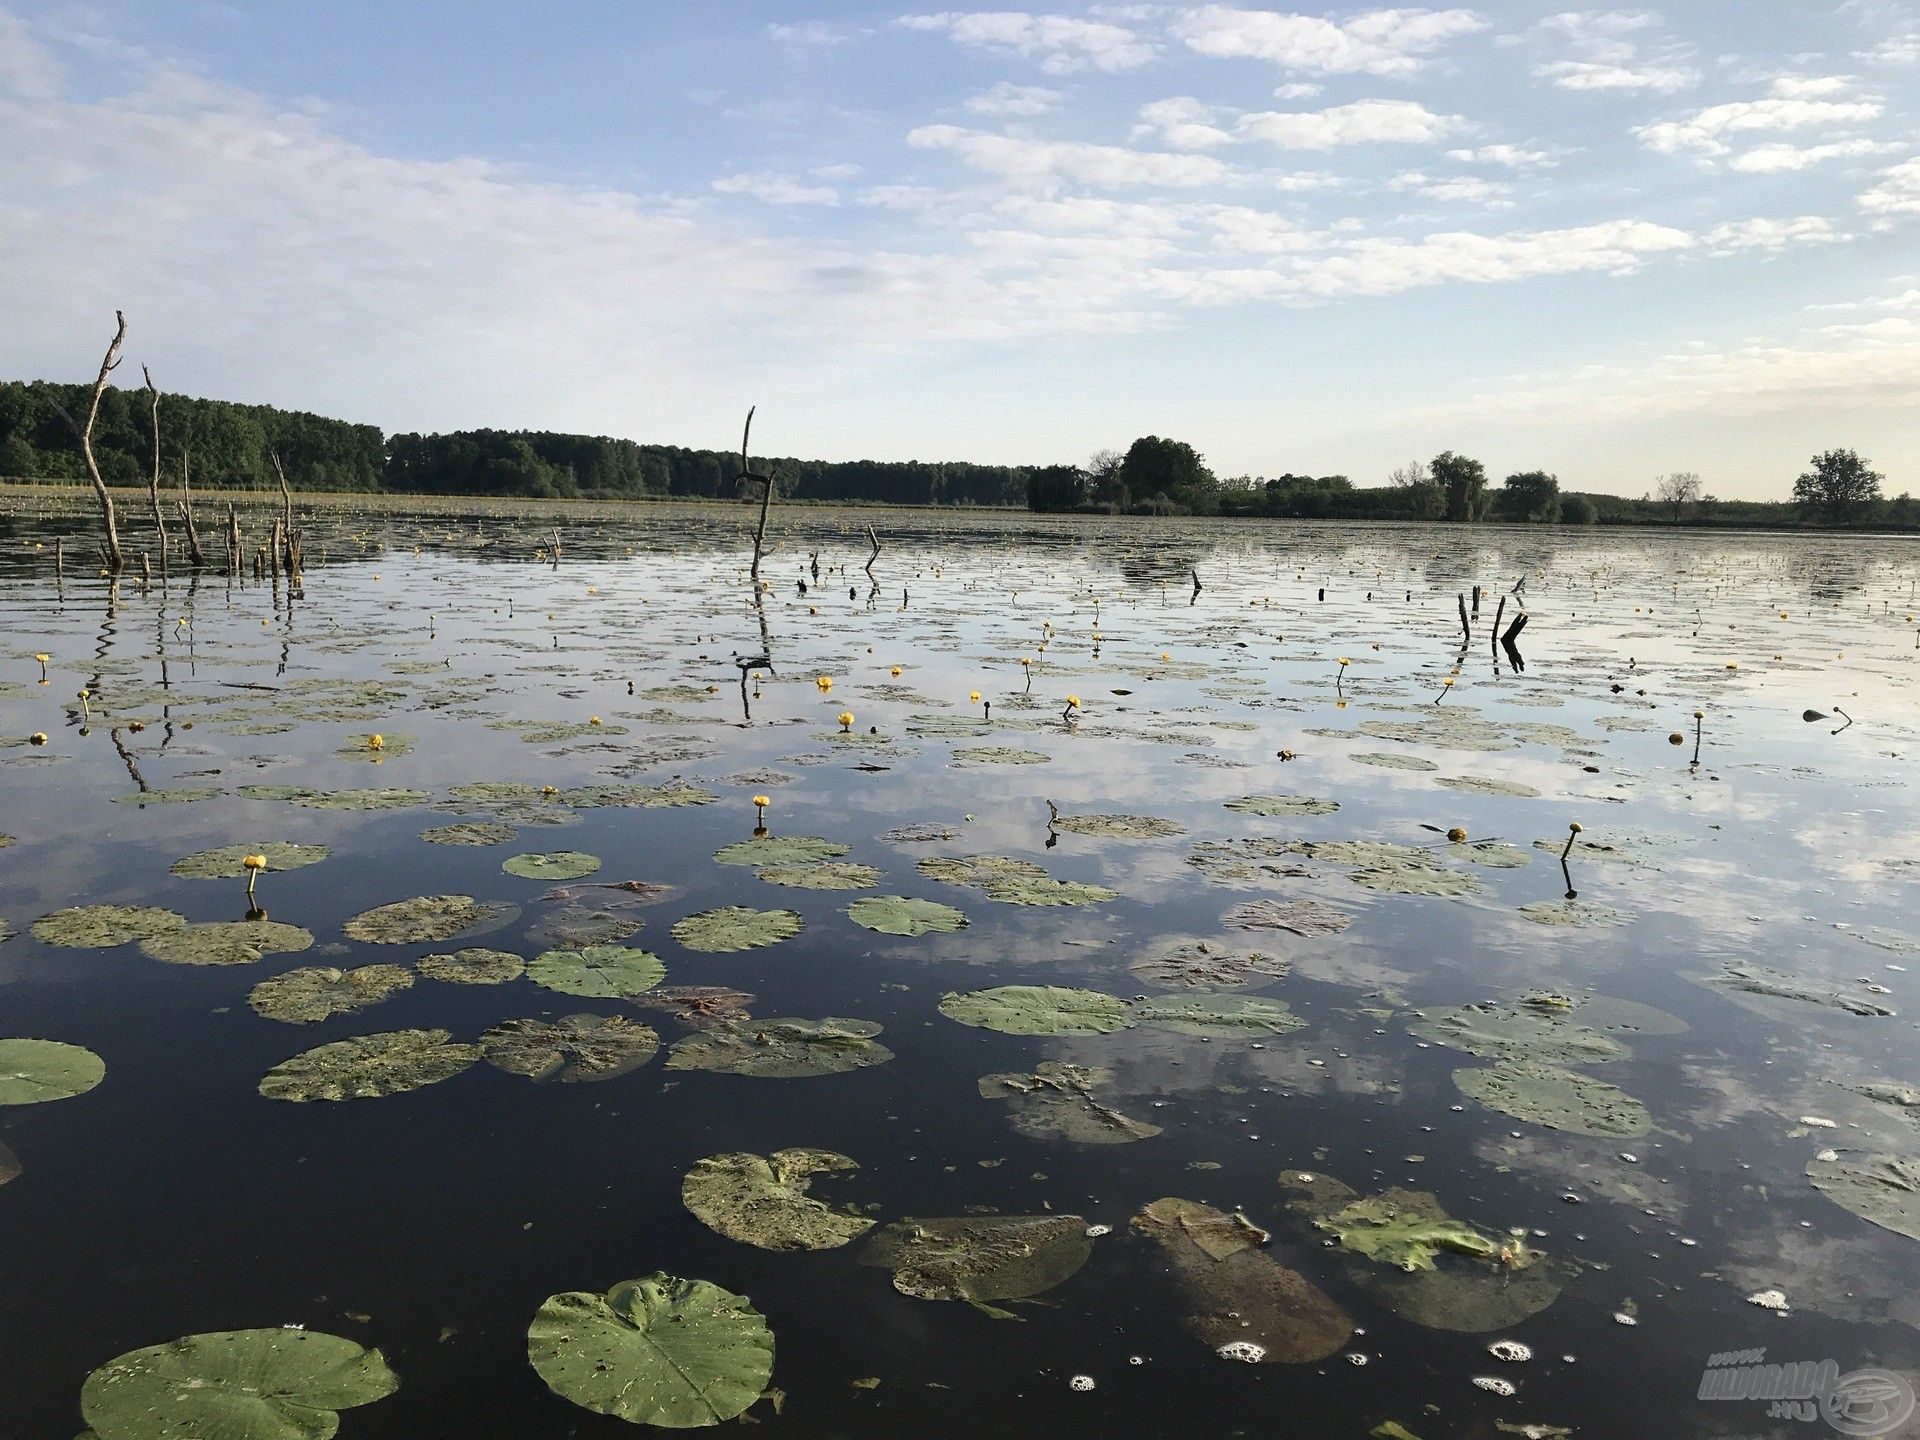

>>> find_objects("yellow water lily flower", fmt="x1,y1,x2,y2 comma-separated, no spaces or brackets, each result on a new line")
1446,827,1468,843
28,732,47,746
838,711,855,732
242,853,269,900
816,675,832,691
366,734,385,750
752,795,771,809
890,665,903,677
588,716,602,726
970,690,981,703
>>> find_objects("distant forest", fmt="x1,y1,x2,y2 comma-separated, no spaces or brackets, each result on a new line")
2,377,1911,530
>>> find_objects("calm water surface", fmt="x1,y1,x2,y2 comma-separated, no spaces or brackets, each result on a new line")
2,498,1918,1439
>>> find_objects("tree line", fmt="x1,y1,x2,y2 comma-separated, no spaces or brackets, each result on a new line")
2,377,1906,528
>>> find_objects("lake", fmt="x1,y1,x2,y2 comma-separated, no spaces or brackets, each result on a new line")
2,496,1917,1439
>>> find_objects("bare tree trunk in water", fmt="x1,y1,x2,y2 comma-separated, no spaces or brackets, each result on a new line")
142,365,168,574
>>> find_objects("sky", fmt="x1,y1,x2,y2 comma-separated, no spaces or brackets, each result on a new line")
1,2,1917,498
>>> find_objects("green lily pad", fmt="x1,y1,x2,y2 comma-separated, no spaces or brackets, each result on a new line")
1222,899,1352,937
1352,752,1440,771
1132,994,1304,1037
859,1215,1092,1308
481,1014,660,1083
169,843,330,879
527,1275,774,1428
981,876,1118,907
1453,1060,1651,1137
528,905,644,949
952,746,1050,765
1806,1151,1920,1241
846,895,969,936
417,947,525,985
755,862,883,890
1349,862,1484,898
337,733,416,760
714,835,849,867
1452,842,1533,868
111,786,221,805
293,787,431,811
259,1028,481,1102
503,851,602,881
940,985,1136,1036
80,1328,398,1440
528,945,665,999
1132,1197,1353,1362
237,784,318,802
0,1038,106,1105
1411,1003,1628,1065
249,964,414,1023
420,821,518,846
682,1148,875,1250
1049,812,1186,839
1303,1186,1508,1271
1224,794,1340,817
141,921,315,967
343,895,509,945
671,907,803,954
1436,775,1541,798
1130,938,1291,990
31,905,186,948
916,854,1048,888
1518,899,1630,928
979,1062,1161,1144
666,1017,893,1078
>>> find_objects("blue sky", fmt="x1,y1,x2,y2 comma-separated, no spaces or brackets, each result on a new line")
2,2,1917,497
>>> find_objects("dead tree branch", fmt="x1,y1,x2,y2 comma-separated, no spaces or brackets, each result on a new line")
142,365,168,573
737,407,777,580
60,310,129,572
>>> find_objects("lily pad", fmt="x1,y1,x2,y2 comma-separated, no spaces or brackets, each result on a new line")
915,854,1047,888
0,1038,106,1105
859,1215,1092,1309
503,851,601,881
1453,1060,1652,1137
1350,861,1484,898
417,947,525,985
755,862,883,890
981,876,1119,907
528,905,643,949
1453,842,1533,869
111,786,221,805
527,1275,774,1428
259,1028,480,1102
666,1017,893,1078
714,835,848,867
682,1148,875,1250
939,986,1136,1036
846,895,969,936
1130,938,1291,991
79,1328,398,1440
481,1014,660,1083
237,784,318,802
636,987,757,1030
169,843,330,879
1518,899,1630,928
421,821,518,846
953,746,1050,765
293,787,431,811
1411,1003,1628,1065
1224,794,1339,817
249,964,414,1023
1702,962,1895,1018
1132,1197,1353,1362
141,921,315,967
671,907,803,954
979,1062,1161,1144
1436,775,1541,798
1352,752,1440,771
1806,1151,1920,1241
1049,812,1186,839
1132,994,1304,1037
1222,899,1352,937
343,895,509,945
529,945,665,998
31,905,186,949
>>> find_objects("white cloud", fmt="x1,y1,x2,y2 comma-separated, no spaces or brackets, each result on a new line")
1286,219,1691,297
1729,139,1889,174
1700,216,1843,252
767,20,849,46
1637,96,1884,162
1535,58,1696,91
1857,33,1920,67
1446,143,1555,167
1532,8,1697,92
963,81,1064,117
1390,171,1514,203
899,11,1153,73
0,8,63,97
1769,75,1855,99
1861,157,1920,217
1271,81,1323,100
1132,96,1236,149
711,172,841,204
1238,98,1459,148
907,124,1235,188
1175,5,1487,76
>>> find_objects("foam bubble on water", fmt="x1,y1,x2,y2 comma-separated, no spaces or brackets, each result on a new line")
1084,1223,1111,1237
1215,1341,1266,1363
1472,1376,1517,1396
1488,1340,1532,1362
1069,1375,1096,1392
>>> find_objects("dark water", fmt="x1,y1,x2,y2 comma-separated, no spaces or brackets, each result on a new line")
2,498,1918,1438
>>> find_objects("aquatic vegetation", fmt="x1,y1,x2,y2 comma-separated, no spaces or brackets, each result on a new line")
32,904,186,948
939,985,1136,1036
293,786,432,811
343,895,510,944
1806,1151,1920,1241
79,1328,398,1440
527,1275,774,1427
754,861,883,890
502,850,602,880
671,906,804,953
1453,1060,1652,1137
528,944,665,998
481,1014,660,1082
952,745,1050,765
666,1017,894,1078
1047,811,1186,839
1223,794,1339,817
259,1029,481,1101
1221,899,1352,937
1411,1002,1629,1065
1130,938,1291,990
1518,898,1630,927
1701,962,1896,1017
142,920,314,967
417,946,526,984
249,963,414,1022
420,820,518,845
169,842,330,878
682,1148,875,1249
636,986,756,1029
1132,1197,1353,1362
0,1038,106,1105
979,1061,1162,1143
846,894,969,935
859,1215,1092,1313
1131,993,1304,1036
714,835,849,867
